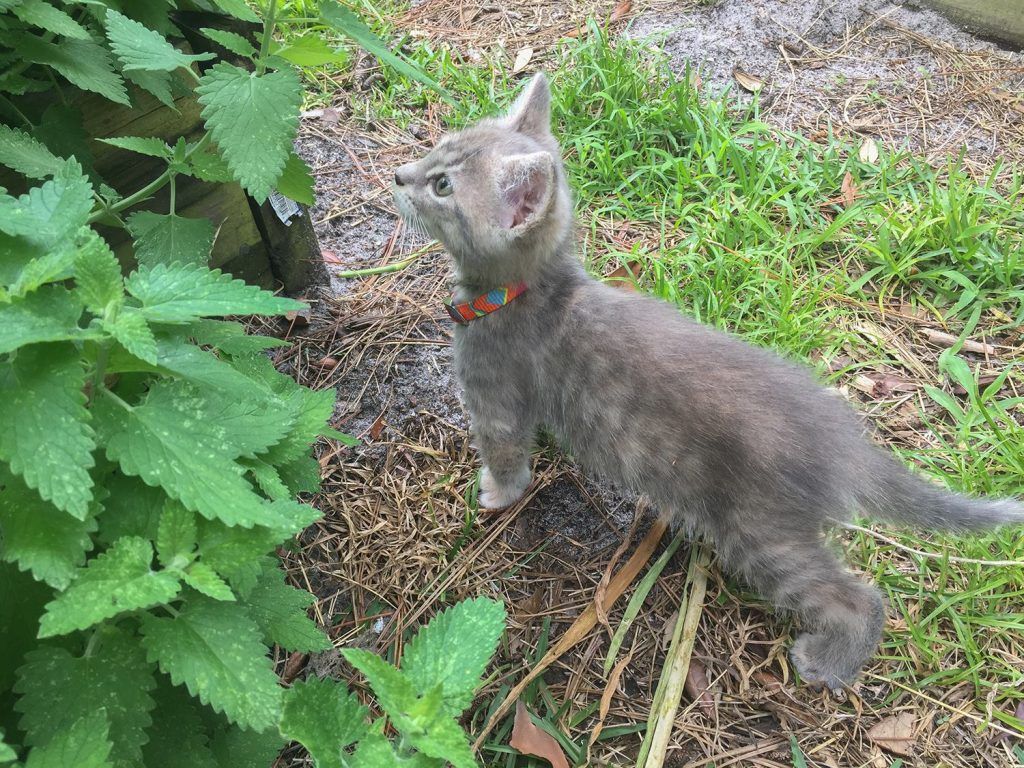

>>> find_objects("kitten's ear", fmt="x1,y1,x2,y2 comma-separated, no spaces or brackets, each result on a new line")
495,151,554,231
504,73,552,140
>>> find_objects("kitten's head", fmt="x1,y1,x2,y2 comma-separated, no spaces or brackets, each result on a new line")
393,73,572,286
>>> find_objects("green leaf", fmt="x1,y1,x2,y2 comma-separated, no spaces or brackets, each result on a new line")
0,469,96,590
0,735,14,764
208,0,259,22
276,151,314,206
246,564,331,652
93,383,293,528
0,286,84,354
272,36,348,67
245,458,290,501
38,536,180,637
200,27,256,58
0,124,64,180
141,683,218,768
105,10,215,72
352,729,445,768
125,262,304,323
182,561,234,601
342,652,476,768
139,596,282,731
156,500,196,568
99,136,172,159
12,0,92,40
14,626,157,766
17,35,129,105
149,338,279,402
277,454,322,495
263,387,336,466
74,234,124,315
279,677,368,768
196,63,301,203
187,147,234,183
24,710,113,768
127,212,215,269
185,319,289,355
320,1,449,99
196,520,287,596
0,341,95,518
107,309,158,365
402,597,505,716
207,720,283,768
0,159,93,247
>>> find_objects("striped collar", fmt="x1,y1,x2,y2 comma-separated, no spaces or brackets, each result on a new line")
445,281,528,325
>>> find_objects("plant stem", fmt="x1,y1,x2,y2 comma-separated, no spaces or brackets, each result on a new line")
0,94,33,129
83,630,101,659
87,133,211,224
169,174,177,216
332,253,422,279
91,343,110,401
100,385,134,411
257,0,279,76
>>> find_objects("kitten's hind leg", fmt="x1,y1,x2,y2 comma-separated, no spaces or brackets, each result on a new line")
474,420,532,510
723,531,885,690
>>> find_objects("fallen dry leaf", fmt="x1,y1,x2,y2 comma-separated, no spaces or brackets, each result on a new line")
281,652,309,684
866,711,917,757
609,0,632,23
840,171,858,208
607,261,642,291
510,700,570,768
321,107,340,126
284,308,310,327
594,510,640,630
314,356,339,370
732,65,764,93
588,649,633,750
859,137,879,164
512,46,534,74
368,414,385,441
684,660,714,716
321,249,343,265
751,669,784,694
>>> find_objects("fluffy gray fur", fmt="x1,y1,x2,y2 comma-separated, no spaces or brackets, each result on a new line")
392,73,1024,689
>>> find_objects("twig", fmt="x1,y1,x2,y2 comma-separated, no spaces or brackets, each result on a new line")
638,542,712,768
840,522,1022,568
471,517,669,751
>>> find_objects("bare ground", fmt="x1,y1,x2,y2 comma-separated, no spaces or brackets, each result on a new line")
274,2,1024,766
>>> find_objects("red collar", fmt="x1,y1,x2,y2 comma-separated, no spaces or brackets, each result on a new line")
444,281,528,325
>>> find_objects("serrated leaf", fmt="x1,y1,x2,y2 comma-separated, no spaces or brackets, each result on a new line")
200,27,256,58
139,596,281,731
0,735,14,764
402,597,505,717
93,383,292,528
352,730,445,768
99,136,172,159
320,1,447,98
185,319,288,355
196,62,301,203
279,678,367,768
263,387,336,467
141,683,218,768
149,336,277,403
187,147,234,183
277,454,322,495
0,286,84,354
0,232,76,298
125,262,304,323
127,212,215,269
94,472,165,546
246,564,330,651
0,158,93,247
125,68,176,109
272,36,347,68
74,233,124,315
207,0,259,22
38,536,180,637
105,10,214,72
245,458,290,501
107,309,158,364
17,34,129,105
277,151,314,206
157,500,196,568
13,0,91,40
342,652,475,768
207,720,283,768
24,710,113,768
0,124,64,179
182,561,234,601
31,104,98,185
14,626,157,766
196,520,286,596
0,468,96,590
0,341,95,517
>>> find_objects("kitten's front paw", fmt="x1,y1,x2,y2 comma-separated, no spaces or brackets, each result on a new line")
790,633,858,693
478,466,530,510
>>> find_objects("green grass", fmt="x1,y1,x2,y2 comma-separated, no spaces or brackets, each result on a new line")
291,5,1024,760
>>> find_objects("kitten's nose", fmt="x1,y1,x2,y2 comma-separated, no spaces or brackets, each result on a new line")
394,166,410,186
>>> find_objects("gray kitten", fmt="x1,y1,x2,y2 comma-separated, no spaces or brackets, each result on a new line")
392,73,1023,689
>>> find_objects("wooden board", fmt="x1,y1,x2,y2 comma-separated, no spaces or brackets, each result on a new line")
922,0,1024,47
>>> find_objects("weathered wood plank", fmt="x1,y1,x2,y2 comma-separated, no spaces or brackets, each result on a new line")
921,0,1024,47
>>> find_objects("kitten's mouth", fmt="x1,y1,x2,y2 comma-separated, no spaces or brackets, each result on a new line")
392,187,428,235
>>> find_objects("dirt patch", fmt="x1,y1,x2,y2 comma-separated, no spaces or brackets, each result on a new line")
629,0,1024,174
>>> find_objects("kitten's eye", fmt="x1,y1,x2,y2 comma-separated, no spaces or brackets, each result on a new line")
432,174,453,197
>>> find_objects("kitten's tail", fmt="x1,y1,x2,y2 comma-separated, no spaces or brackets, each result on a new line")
857,452,1024,532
